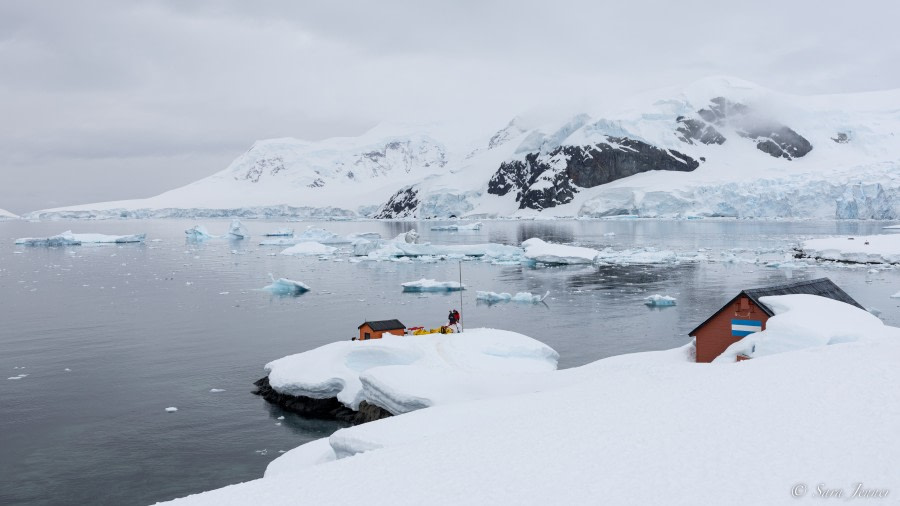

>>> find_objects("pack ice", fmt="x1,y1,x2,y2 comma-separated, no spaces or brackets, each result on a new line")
263,328,558,414
15,231,146,246
476,291,549,303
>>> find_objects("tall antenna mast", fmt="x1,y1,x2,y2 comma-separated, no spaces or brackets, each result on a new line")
459,260,464,333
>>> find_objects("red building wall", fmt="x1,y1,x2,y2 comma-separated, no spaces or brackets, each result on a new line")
692,296,770,363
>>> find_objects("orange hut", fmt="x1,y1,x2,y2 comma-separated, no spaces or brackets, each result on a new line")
358,320,406,341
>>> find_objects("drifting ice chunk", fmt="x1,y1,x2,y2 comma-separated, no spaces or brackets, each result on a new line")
431,222,483,231
165,407,178,413
185,225,214,240
265,228,295,237
281,242,337,256
644,294,677,306
15,230,146,246
522,238,598,265
227,219,249,239
477,291,549,303
402,279,465,292
264,274,311,294
394,229,420,244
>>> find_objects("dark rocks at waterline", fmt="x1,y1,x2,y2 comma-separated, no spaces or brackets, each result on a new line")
252,376,393,425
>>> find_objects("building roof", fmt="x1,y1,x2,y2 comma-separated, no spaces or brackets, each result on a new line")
689,278,864,336
358,319,406,331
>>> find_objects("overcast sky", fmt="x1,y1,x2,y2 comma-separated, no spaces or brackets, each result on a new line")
1,0,898,213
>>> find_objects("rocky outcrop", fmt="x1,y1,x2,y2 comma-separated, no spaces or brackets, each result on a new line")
488,137,699,210
679,97,813,160
375,185,419,218
832,132,850,144
253,376,393,425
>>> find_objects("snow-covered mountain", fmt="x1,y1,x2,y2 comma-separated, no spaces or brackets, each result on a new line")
0,208,19,220
28,77,900,220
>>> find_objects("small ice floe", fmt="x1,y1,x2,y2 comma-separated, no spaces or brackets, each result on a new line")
603,232,616,237
165,407,178,413
890,291,900,299
401,278,465,292
265,228,294,237
280,242,337,256
430,222,483,231
209,388,226,393
476,291,549,303
8,374,28,380
255,449,268,455
64,368,72,372
219,292,230,295
277,415,285,420
263,274,310,295
522,238,598,265
644,294,677,307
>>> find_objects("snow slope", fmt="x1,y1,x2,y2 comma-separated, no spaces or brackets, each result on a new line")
160,323,899,505
29,76,900,220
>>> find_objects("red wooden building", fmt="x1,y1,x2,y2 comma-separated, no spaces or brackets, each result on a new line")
358,320,406,341
689,278,864,363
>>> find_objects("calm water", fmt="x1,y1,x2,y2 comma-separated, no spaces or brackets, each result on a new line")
1,218,899,505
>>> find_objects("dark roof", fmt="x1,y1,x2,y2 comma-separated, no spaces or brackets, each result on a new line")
358,319,406,331
689,278,864,336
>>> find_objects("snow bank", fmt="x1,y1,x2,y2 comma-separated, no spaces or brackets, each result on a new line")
716,294,900,362
798,234,900,264
264,328,558,412
15,231,146,246
476,291,549,303
521,238,598,264
162,331,900,506
263,275,311,295
644,294,677,306
280,242,337,256
430,222,483,231
401,279,465,292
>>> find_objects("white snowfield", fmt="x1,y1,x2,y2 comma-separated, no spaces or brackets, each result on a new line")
15,230,146,246
28,77,900,221
160,313,900,505
716,294,900,362
264,329,558,413
0,208,19,220
400,279,465,292
798,234,900,264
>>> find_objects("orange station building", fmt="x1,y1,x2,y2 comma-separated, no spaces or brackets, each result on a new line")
358,320,406,341
689,278,865,363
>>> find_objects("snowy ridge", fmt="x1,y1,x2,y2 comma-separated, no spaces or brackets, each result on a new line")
29,77,900,220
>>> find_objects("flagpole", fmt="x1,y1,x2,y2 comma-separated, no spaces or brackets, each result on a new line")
458,260,463,333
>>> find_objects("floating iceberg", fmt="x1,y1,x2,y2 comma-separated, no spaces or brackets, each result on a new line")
476,291,549,303
644,294,677,306
798,234,900,264
264,228,295,237
401,279,465,292
431,222,483,231
394,229,420,244
15,230,146,246
521,238,598,265
281,242,337,256
264,328,559,413
227,219,249,239
185,225,214,240
264,275,311,295
364,241,524,261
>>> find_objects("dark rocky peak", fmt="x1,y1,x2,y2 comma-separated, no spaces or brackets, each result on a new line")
375,185,420,218
675,117,727,145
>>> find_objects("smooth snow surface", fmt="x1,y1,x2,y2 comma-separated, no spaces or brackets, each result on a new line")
644,294,677,306
476,291,549,303
280,242,337,256
162,327,900,506
263,275,310,295
264,328,558,412
15,231,146,246
400,279,465,292
522,238,598,264
799,234,900,264
716,294,900,361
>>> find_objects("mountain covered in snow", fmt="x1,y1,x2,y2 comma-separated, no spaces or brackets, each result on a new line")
28,77,900,220
0,208,19,220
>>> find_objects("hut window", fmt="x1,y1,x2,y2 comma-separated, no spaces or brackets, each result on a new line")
364,332,371,340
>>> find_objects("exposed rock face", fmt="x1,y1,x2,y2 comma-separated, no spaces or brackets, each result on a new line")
679,97,813,160
832,132,850,144
375,185,419,218
488,137,699,210
238,156,286,182
252,376,393,425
